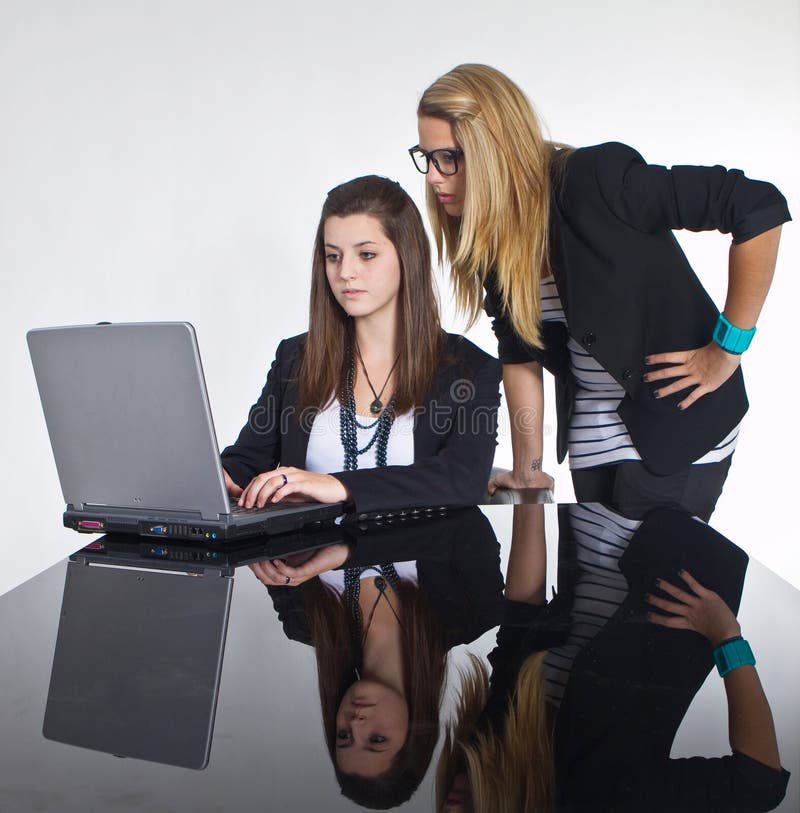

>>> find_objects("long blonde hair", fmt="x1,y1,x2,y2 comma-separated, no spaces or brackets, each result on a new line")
418,64,554,349
436,652,555,812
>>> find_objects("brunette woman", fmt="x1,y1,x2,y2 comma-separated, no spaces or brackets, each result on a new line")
220,174,500,513
254,507,506,808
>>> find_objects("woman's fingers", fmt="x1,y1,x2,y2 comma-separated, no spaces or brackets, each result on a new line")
647,612,693,631
248,560,280,583
644,362,691,383
651,374,700,399
223,468,243,498
249,559,300,586
646,571,733,642
239,468,298,508
676,569,708,596
644,343,741,410
652,577,697,605
240,469,345,507
645,592,688,616
645,351,690,366
239,475,268,508
270,559,304,578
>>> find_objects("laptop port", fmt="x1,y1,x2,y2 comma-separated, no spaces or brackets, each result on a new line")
77,519,105,531
149,525,168,535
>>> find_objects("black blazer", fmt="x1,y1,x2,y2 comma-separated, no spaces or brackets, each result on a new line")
486,142,791,474
553,507,789,811
220,332,501,512
482,506,789,810
266,508,505,649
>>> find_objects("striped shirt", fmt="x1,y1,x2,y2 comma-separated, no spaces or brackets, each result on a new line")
540,277,739,470
544,503,640,707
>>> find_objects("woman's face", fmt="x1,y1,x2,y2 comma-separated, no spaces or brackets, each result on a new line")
334,679,409,777
417,116,467,217
324,213,402,325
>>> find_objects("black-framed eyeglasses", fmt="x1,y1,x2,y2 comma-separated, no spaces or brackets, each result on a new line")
408,145,464,176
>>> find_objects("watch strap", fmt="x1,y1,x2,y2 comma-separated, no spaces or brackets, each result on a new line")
713,313,756,354
713,636,756,677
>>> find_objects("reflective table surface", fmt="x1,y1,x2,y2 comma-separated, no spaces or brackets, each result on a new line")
1,504,797,812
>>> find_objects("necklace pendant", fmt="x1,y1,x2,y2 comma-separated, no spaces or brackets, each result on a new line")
369,398,382,415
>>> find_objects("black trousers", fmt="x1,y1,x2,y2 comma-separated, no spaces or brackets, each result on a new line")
570,457,732,522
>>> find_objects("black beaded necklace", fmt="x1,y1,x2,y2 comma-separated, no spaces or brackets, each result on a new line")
339,349,396,471
344,565,403,654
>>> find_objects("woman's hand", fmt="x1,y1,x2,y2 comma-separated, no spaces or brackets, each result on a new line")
487,468,555,496
644,342,741,410
646,569,741,648
238,467,351,507
249,543,352,587
223,468,243,500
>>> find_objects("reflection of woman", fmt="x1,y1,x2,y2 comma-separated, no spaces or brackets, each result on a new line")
306,573,445,807
412,64,790,519
437,504,556,812
439,506,790,812
257,509,505,809
220,174,500,513
437,651,554,812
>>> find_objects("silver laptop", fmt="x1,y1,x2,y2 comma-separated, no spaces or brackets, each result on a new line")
44,548,233,769
28,322,344,541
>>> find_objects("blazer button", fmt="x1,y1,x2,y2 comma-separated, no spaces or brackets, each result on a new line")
622,368,633,380
581,332,596,347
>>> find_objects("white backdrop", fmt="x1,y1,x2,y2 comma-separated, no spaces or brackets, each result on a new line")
2,0,797,597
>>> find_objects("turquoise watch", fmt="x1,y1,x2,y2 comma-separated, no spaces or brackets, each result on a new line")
713,313,756,354
713,636,756,677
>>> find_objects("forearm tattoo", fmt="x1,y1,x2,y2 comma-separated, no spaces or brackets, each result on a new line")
530,458,542,472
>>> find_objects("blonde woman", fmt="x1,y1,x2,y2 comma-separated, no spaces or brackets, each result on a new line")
411,64,790,519
437,505,789,811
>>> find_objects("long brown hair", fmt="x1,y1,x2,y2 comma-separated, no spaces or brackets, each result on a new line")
298,175,442,414
303,576,448,808
418,64,555,350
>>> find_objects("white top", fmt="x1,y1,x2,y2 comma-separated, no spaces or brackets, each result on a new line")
540,277,739,470
305,398,415,474
319,561,419,591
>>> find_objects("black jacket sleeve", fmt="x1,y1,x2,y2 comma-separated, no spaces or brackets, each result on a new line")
219,337,299,487
631,751,790,812
585,141,791,243
265,584,312,645
483,271,548,365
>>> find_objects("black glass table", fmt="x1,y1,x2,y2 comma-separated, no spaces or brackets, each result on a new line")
1,504,796,812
